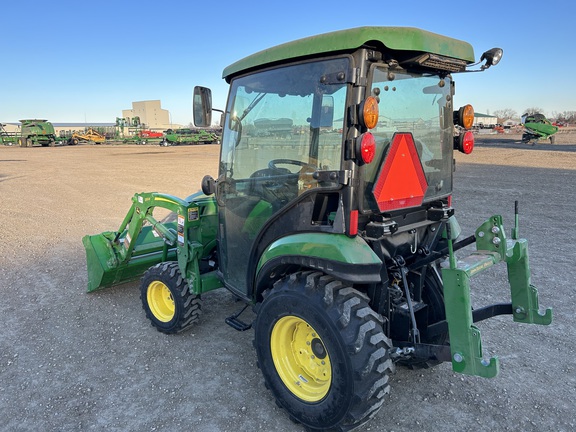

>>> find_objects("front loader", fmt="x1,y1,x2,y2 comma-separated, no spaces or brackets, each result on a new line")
83,27,551,431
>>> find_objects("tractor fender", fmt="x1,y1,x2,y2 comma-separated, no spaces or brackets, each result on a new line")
255,233,382,297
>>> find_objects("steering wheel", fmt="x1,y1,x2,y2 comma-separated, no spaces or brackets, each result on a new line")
268,159,316,173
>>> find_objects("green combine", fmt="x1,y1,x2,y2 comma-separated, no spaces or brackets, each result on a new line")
19,119,58,147
83,27,551,431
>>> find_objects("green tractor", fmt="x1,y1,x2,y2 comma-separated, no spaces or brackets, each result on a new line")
83,27,551,431
18,119,58,147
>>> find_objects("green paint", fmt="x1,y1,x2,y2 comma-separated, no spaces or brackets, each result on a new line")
83,192,219,294
164,128,219,144
442,215,552,378
442,267,500,378
507,239,553,325
257,233,381,272
223,27,475,80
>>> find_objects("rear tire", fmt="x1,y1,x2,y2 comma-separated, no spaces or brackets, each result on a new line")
253,271,394,431
140,262,202,334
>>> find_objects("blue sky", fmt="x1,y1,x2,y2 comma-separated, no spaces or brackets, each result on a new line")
2,0,574,125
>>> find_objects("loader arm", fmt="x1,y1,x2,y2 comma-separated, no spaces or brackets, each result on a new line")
83,192,220,294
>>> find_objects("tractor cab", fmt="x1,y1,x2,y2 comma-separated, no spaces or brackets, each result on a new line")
195,27,478,300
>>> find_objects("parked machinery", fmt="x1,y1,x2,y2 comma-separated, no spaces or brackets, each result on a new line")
521,113,558,144
18,119,57,147
68,128,106,145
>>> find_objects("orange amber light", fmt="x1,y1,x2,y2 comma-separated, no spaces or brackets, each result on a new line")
361,96,379,129
460,104,474,129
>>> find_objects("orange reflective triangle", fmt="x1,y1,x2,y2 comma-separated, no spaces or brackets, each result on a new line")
372,133,428,212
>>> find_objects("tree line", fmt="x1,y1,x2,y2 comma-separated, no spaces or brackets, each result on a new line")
492,108,575,124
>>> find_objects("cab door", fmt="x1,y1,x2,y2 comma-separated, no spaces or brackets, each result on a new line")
215,59,349,298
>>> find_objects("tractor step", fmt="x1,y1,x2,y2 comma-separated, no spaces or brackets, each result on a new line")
225,304,252,331
225,315,252,331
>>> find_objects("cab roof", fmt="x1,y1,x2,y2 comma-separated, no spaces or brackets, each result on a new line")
223,26,476,81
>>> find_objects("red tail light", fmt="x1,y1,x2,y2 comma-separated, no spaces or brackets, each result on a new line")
357,132,376,164
460,131,474,154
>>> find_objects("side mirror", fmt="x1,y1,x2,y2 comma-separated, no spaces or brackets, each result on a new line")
201,175,216,195
193,86,213,127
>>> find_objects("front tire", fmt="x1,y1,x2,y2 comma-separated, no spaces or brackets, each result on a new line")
140,262,202,334
253,271,393,431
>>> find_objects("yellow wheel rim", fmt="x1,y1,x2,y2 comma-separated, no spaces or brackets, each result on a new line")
147,281,175,322
271,316,332,402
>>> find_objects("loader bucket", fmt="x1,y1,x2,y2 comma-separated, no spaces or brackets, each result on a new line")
83,227,176,292
83,232,124,292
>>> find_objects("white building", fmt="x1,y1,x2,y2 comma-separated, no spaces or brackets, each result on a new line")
121,100,177,130
473,113,498,127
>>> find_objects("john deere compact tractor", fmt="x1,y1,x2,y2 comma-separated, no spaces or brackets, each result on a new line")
83,27,551,431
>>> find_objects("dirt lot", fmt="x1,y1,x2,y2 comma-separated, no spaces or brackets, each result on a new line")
1,135,575,431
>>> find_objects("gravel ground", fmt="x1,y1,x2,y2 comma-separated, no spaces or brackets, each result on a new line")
0,135,575,432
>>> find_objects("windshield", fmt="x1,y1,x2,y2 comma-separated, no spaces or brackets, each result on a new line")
220,58,348,191
363,67,454,212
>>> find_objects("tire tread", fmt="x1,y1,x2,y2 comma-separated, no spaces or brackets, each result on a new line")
255,271,394,431
140,261,202,334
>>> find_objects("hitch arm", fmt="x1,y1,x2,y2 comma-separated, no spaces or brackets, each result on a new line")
441,215,552,379
442,259,500,378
